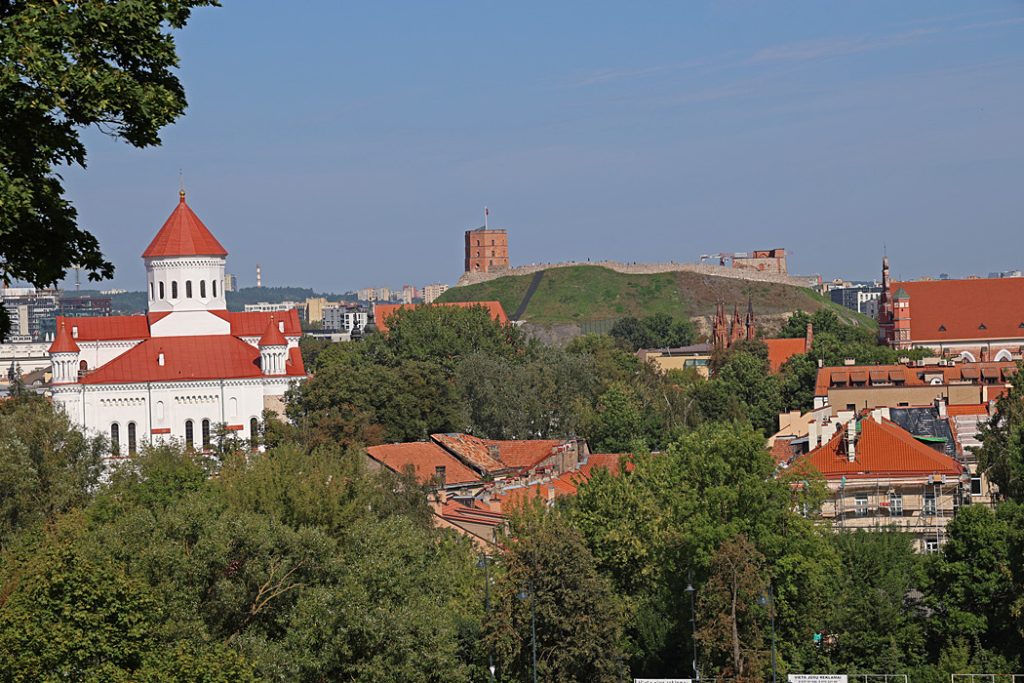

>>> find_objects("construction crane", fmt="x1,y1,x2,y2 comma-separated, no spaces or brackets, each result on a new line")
699,252,746,266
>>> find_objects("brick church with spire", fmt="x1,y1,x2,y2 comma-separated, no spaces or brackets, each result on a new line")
713,300,758,350
48,192,306,457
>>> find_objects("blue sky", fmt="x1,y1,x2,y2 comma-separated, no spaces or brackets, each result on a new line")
63,1,1024,292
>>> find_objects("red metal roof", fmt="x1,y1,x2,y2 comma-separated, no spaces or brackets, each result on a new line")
798,417,963,480
891,277,1024,342
79,335,305,384
60,315,151,341
142,193,228,258
764,337,806,373
366,442,480,485
374,301,509,333
212,309,302,337
48,320,80,353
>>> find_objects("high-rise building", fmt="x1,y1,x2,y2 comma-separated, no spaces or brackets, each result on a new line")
1,287,59,342
401,285,417,304
422,283,449,304
224,273,238,292
464,227,509,273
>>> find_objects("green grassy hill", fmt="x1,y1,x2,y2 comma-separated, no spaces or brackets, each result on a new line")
439,266,872,332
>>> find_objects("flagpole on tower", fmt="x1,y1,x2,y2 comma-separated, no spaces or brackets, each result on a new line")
484,206,489,230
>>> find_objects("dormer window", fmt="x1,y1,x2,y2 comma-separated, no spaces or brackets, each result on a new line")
979,323,987,331
938,325,946,332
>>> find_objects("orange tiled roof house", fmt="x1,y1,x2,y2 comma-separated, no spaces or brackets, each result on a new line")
785,409,982,553
48,192,306,457
878,256,1024,361
366,434,628,545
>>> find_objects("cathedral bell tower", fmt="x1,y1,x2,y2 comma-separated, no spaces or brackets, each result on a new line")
143,191,228,315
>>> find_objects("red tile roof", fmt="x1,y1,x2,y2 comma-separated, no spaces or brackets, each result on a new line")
78,335,305,384
60,315,151,341
429,433,563,473
764,337,806,373
374,301,509,333
48,320,80,354
142,194,228,258
946,404,990,417
796,417,963,480
258,317,288,346
483,439,563,469
212,309,302,337
431,433,507,472
891,278,1024,342
366,442,480,486
815,361,1017,396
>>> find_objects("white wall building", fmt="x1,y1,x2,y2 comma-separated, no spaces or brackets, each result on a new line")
48,192,307,455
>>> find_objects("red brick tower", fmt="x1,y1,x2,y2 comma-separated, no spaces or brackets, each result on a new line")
465,228,509,273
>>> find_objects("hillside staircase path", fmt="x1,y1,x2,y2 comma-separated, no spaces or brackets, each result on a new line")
512,270,545,321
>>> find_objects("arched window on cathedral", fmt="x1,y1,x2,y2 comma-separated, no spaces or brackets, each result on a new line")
250,417,259,451
185,280,193,298
127,422,137,455
202,419,211,450
159,282,165,299
171,281,178,299
200,280,207,298
78,360,88,379
213,280,218,298
150,282,154,299
185,420,194,449
110,423,120,456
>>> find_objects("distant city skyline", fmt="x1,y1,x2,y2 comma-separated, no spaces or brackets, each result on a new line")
61,1,1024,292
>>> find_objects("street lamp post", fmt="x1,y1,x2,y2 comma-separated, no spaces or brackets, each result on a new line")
685,574,700,682
517,584,538,683
478,554,496,682
759,582,778,683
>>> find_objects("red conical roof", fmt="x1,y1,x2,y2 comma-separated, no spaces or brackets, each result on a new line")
48,319,80,354
258,317,288,347
142,192,228,258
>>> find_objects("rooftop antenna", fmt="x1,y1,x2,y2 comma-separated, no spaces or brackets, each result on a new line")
73,264,81,291
484,206,489,229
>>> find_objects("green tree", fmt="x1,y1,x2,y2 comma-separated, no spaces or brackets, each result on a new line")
488,507,627,683
929,504,1019,661
978,365,1024,501
610,313,695,351
0,390,104,549
0,0,216,339
827,531,929,670
0,526,158,682
696,534,769,681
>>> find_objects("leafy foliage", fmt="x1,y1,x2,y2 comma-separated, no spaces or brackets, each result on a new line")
0,0,217,339
610,313,696,351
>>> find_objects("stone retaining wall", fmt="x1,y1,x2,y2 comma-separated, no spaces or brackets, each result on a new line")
456,260,819,289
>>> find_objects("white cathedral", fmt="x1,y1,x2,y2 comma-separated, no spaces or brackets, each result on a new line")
49,191,306,456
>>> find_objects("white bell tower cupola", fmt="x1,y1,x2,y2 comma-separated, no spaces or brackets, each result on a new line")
258,317,289,376
48,319,82,384
143,191,229,314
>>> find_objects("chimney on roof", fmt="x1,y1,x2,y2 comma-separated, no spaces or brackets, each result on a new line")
846,419,857,462
935,397,948,419
487,444,500,462
805,323,814,353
